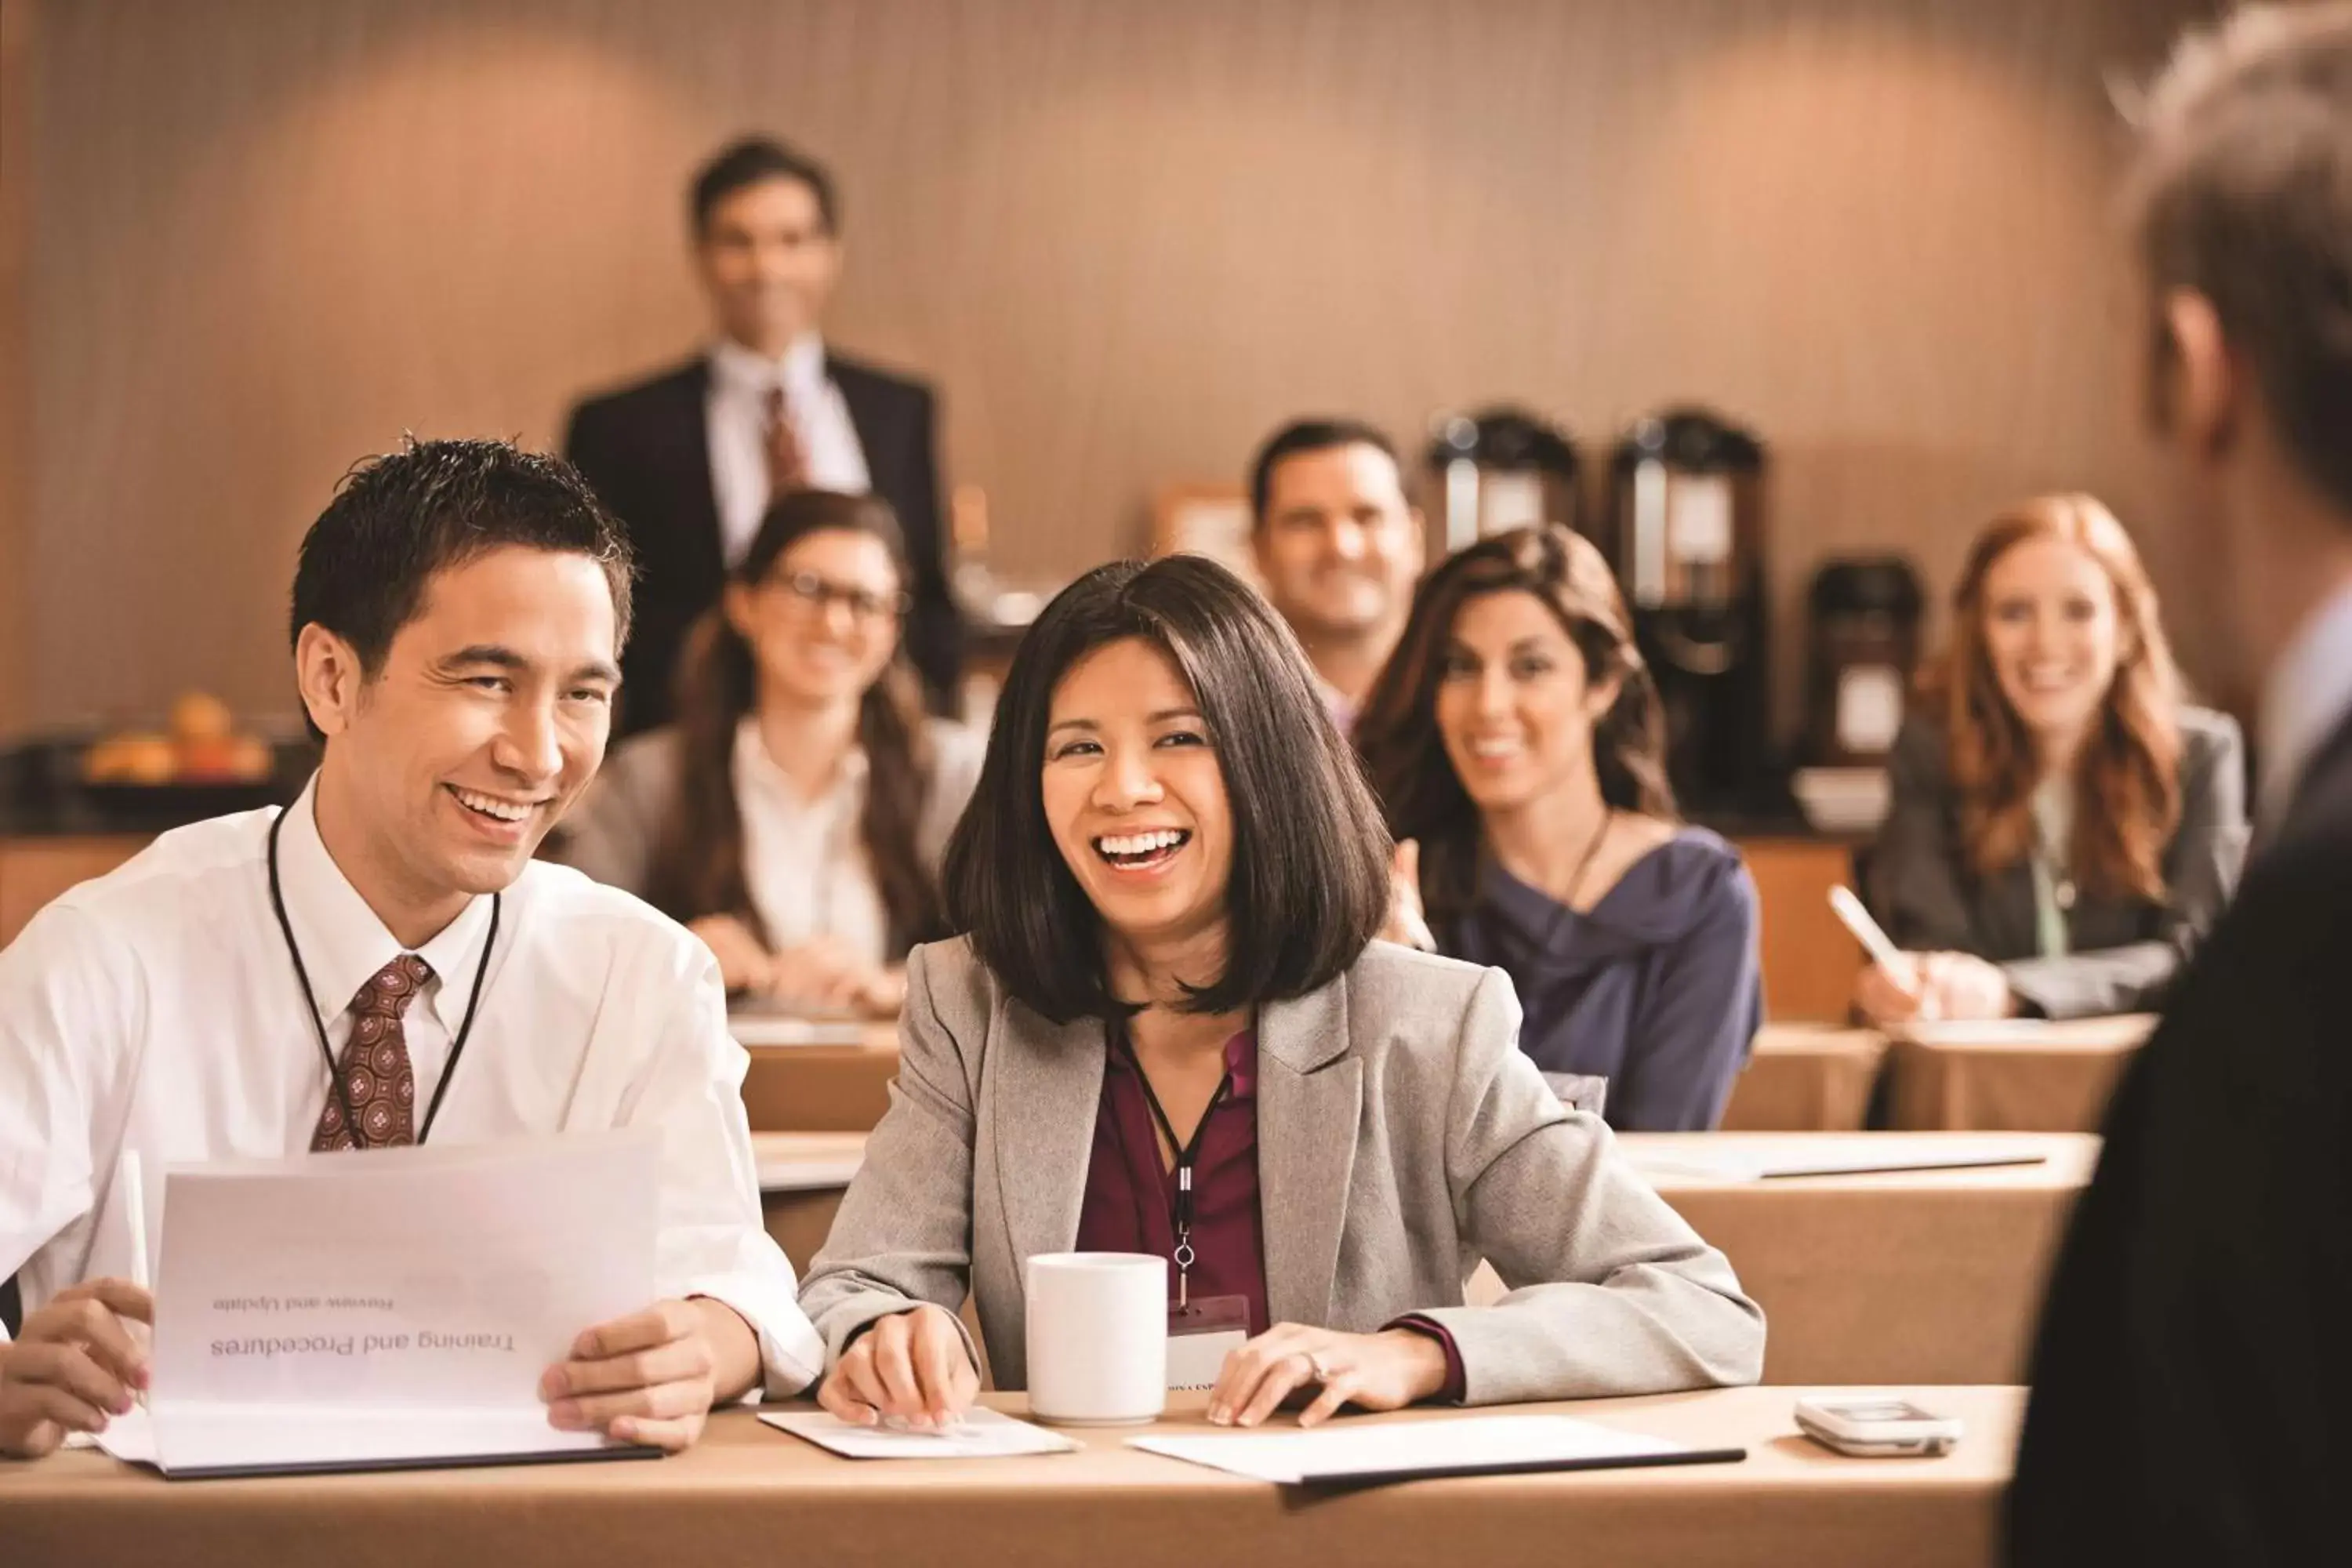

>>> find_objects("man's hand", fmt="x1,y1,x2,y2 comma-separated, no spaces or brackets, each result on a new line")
0,1279,152,1459
540,1297,760,1452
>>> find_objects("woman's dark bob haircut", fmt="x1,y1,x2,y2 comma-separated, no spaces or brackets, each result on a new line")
945,554,1392,1022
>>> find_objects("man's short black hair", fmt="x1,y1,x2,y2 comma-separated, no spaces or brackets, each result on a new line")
289,436,635,688
1247,417,1403,527
690,136,839,237
943,554,1392,1022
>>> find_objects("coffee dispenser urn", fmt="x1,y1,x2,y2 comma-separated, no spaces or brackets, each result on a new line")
1603,409,1770,810
1425,408,1581,554
1804,557,1924,766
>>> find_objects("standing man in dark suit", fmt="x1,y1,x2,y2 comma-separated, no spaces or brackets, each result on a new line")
2009,8,2352,1563
565,137,960,732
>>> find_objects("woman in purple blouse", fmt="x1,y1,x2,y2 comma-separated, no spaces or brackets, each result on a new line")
1356,525,1763,1131
796,555,1762,1432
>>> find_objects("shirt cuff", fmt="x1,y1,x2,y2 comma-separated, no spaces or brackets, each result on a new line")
688,1272,826,1399
1385,1313,1467,1404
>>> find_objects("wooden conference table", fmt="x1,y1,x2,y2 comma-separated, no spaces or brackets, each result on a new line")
1883,1015,2154,1133
755,1130,2094,1388
738,1021,1895,1136
1,1385,2023,1568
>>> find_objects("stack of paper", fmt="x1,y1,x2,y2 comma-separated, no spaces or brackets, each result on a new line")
1131,1414,1742,1486
101,1133,659,1479
1626,1139,2051,1182
760,1407,1077,1459
728,1008,873,1047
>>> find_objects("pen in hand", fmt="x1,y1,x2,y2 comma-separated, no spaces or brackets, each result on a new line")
1828,886,1922,1004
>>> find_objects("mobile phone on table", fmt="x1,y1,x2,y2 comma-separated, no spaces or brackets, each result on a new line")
1794,1396,1963,1457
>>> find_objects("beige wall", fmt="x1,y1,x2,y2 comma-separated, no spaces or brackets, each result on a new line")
16,0,2221,735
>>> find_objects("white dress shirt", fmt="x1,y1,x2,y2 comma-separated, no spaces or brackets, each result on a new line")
733,719,888,967
2256,578,2352,830
0,782,824,1395
706,333,872,564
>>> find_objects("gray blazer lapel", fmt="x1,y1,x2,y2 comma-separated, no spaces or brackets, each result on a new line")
991,1006,1109,1281
1256,977,1362,1327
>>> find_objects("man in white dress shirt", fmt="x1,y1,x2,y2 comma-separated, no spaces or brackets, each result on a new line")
0,437,822,1460
566,136,960,731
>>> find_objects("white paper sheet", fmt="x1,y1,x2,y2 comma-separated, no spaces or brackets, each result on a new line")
728,1007,872,1047
1131,1414,1718,1485
128,1132,657,1474
1626,1138,2053,1182
760,1406,1078,1459
1886,1016,2154,1048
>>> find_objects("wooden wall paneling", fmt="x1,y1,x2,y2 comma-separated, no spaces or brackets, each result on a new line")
24,0,2216,731
0,0,35,739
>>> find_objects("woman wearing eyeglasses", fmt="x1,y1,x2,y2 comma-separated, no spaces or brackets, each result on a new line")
555,489,982,1014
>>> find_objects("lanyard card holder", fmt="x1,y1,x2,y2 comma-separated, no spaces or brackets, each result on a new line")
1166,1295,1250,1392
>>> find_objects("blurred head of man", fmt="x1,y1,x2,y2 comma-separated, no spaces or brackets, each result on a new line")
1247,419,1425,703
690,137,843,359
2131,5,2352,691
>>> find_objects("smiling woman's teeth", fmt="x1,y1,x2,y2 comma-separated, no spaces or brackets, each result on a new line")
452,786,530,822
1095,829,1189,866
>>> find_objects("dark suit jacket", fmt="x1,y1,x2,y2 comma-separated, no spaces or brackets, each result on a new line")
1864,707,2247,1018
563,351,962,731
2006,712,2352,1565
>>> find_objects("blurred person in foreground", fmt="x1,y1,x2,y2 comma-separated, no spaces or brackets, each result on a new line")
2011,8,2352,1561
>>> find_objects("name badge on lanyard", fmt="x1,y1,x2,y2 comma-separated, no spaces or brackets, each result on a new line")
1126,1039,1250,1391
1167,1295,1250,1391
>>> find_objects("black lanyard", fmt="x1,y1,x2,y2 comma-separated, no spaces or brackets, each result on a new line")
266,810,499,1145
1116,1032,1230,1308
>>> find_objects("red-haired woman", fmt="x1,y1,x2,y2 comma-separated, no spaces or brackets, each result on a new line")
1857,494,2246,1024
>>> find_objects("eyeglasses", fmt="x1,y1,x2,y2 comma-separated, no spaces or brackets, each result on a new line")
768,569,910,622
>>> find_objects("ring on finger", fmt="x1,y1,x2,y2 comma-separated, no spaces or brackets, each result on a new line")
1305,1351,1333,1384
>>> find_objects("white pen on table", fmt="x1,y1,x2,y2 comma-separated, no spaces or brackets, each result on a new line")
121,1149,152,1410
121,1150,151,1293
1828,885,1918,1000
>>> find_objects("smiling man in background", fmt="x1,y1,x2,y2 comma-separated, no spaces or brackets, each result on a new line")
1247,418,1427,732
566,136,960,731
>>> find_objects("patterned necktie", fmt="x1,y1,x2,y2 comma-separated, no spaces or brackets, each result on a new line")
310,954,431,1152
763,383,809,498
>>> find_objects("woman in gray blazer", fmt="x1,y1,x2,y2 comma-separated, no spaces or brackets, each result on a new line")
1858,495,2247,1023
797,554,1764,1432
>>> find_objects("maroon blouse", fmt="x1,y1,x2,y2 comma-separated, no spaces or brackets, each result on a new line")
1072,1023,1465,1399
1075,1025,1272,1334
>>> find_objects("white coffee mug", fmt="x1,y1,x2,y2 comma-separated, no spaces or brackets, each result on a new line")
1023,1251,1167,1425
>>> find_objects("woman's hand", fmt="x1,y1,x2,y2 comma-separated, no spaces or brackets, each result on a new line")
1206,1323,1448,1429
1915,952,2017,1020
815,1305,978,1430
768,939,901,1016
1853,952,1928,1025
688,915,776,996
1377,840,1436,953
1854,950,2016,1025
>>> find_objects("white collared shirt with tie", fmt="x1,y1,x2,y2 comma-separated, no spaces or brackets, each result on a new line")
706,333,872,565
0,780,825,1394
